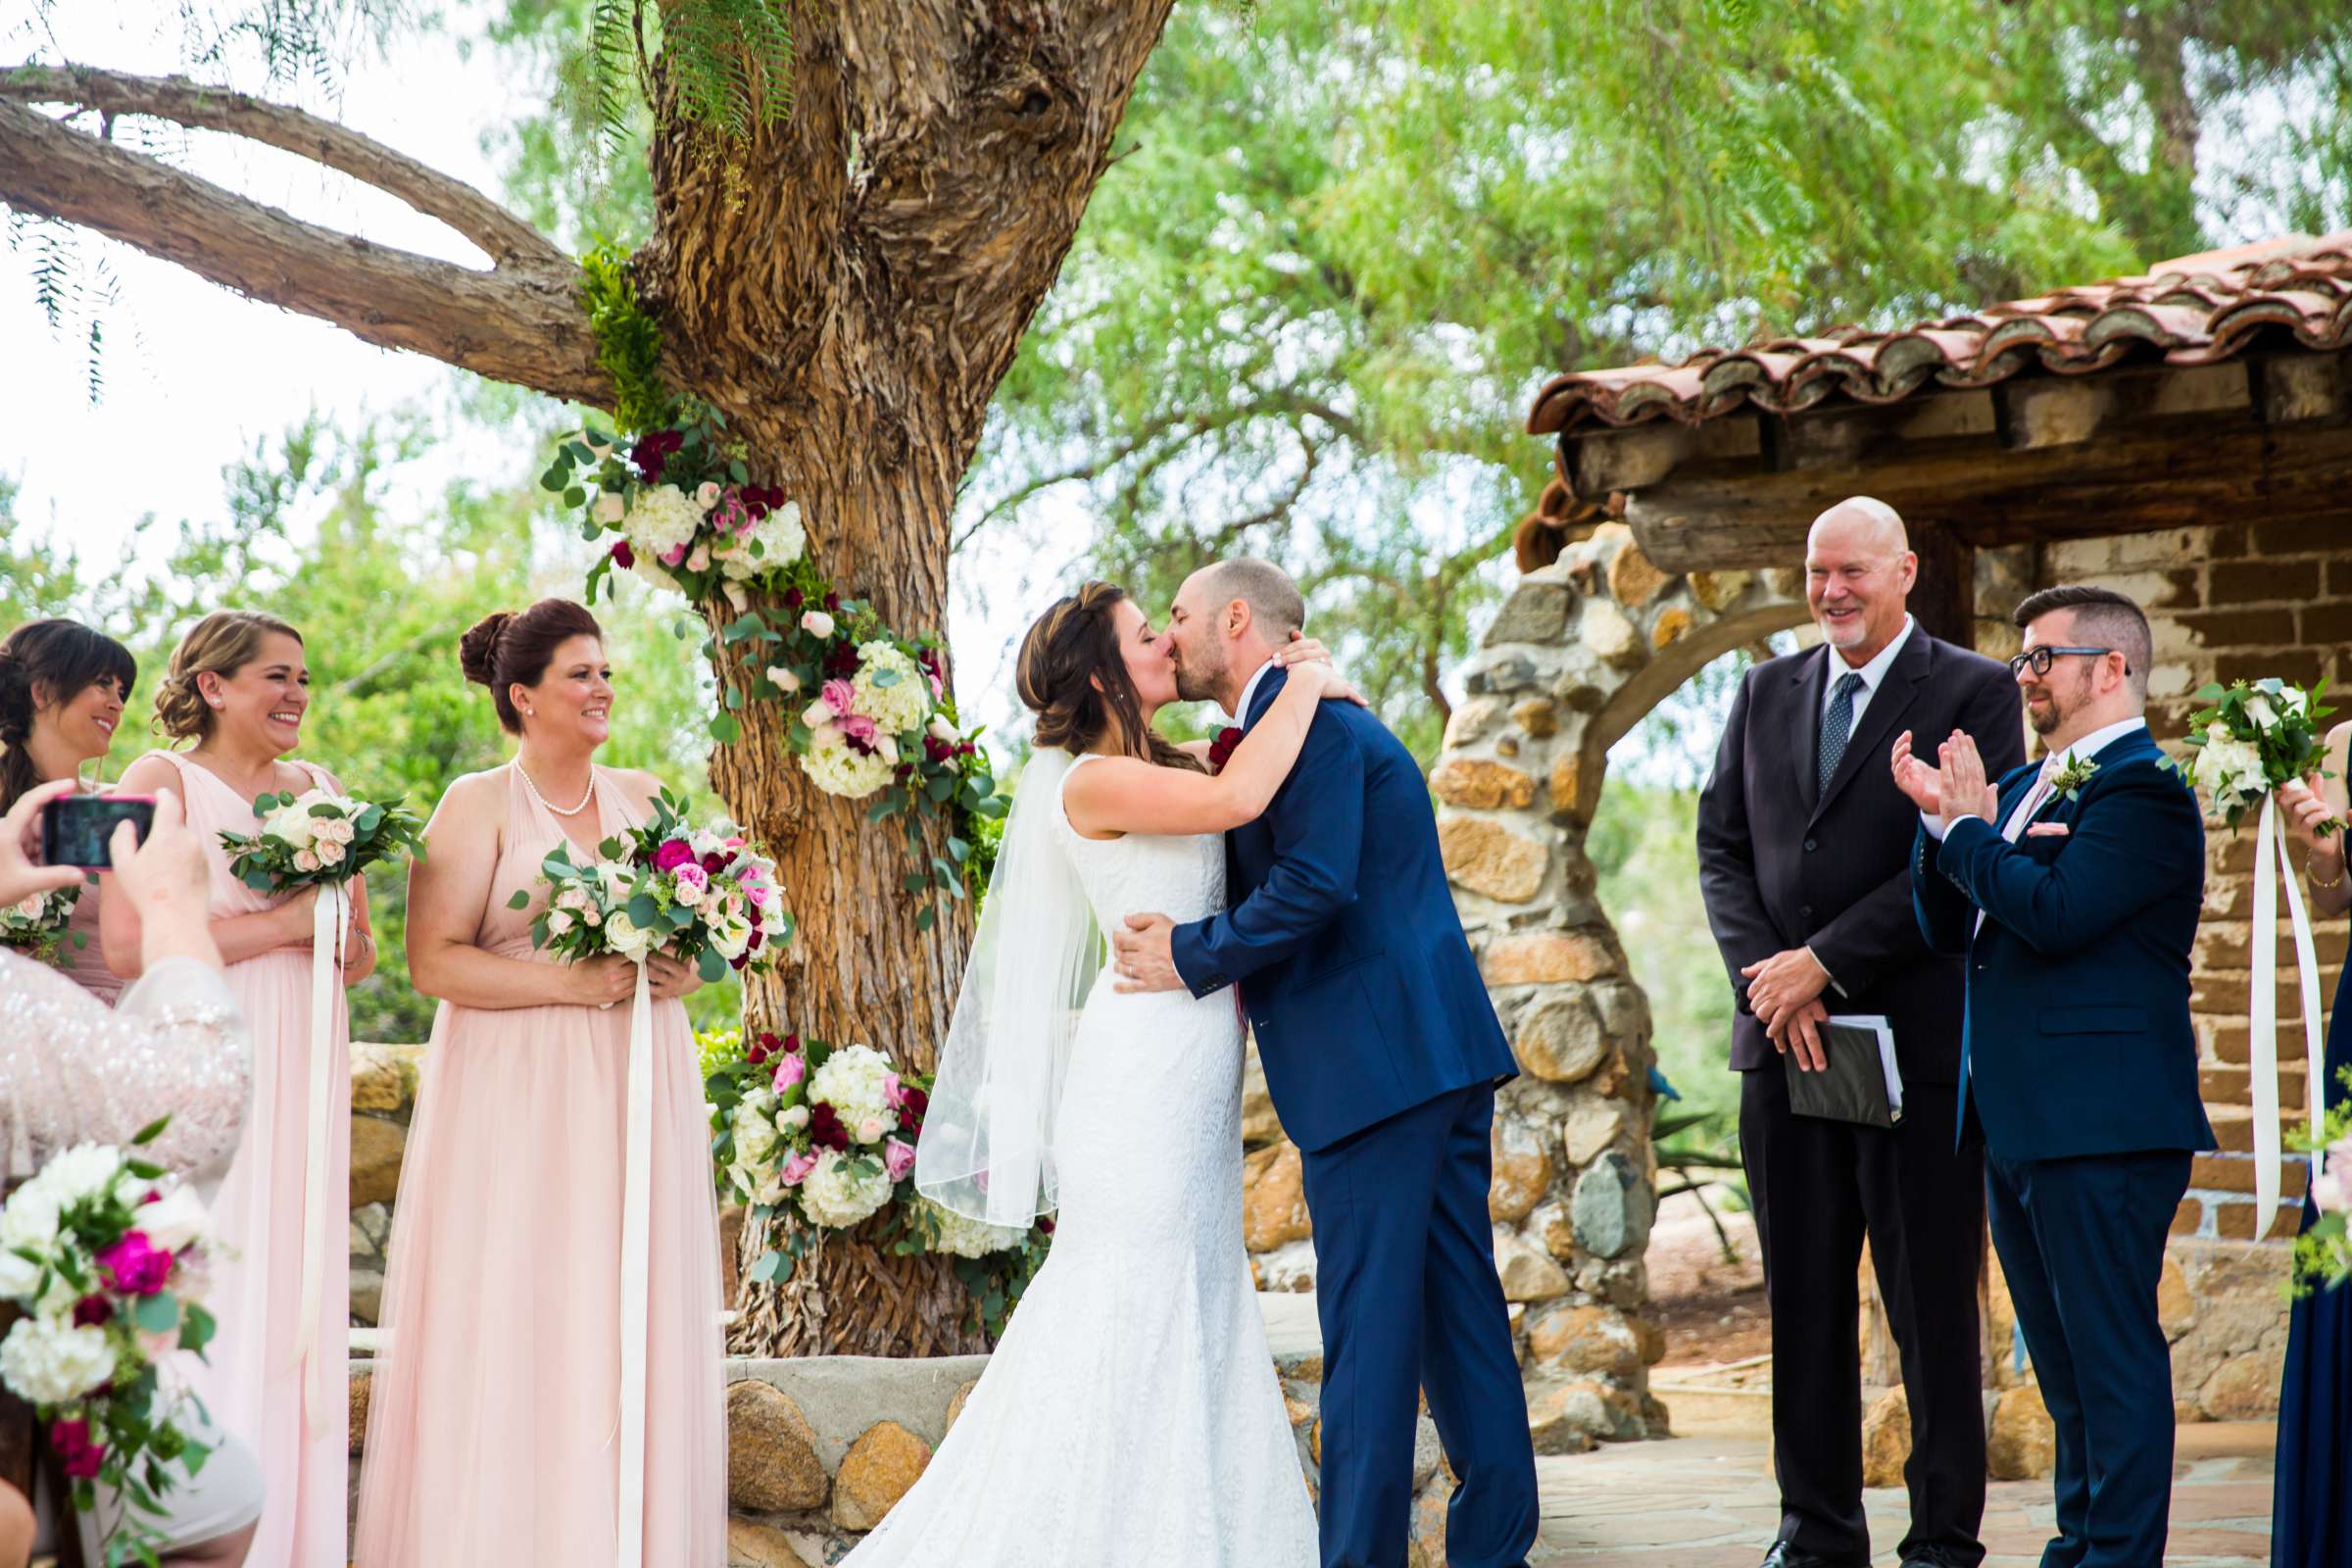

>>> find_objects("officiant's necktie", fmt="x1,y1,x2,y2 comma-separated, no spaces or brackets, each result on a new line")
1818,672,1866,794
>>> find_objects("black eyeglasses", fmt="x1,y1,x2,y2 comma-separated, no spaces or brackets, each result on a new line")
2009,646,2122,678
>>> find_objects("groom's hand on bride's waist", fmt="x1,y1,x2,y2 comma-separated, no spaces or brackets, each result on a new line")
1111,912,1183,993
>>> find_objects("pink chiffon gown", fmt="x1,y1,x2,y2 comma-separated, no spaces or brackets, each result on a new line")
354,762,726,1567
142,749,351,1568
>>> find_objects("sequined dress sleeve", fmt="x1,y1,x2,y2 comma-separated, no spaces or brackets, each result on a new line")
0,952,251,1184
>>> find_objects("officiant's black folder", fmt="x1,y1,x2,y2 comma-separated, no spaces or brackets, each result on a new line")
1785,1021,1901,1129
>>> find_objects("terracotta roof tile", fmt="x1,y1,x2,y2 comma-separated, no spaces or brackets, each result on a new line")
1528,231,2352,436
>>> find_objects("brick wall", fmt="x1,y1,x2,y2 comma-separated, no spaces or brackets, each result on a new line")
2022,523,2351,1244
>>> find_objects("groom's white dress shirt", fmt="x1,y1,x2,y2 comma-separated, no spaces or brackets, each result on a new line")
1232,656,1279,724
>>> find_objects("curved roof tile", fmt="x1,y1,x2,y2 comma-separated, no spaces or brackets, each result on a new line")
1528,231,2352,436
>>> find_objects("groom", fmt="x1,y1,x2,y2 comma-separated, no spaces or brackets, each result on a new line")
1111,558,1539,1568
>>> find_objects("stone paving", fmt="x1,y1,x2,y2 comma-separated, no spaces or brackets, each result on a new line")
1529,1423,2277,1566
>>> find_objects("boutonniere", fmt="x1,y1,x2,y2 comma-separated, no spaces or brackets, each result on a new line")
2048,756,2100,801
1206,725,1243,775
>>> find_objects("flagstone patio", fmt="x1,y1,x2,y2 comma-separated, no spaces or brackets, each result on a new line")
1529,1421,2277,1567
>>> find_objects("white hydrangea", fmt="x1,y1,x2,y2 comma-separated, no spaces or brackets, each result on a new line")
808,1045,898,1139
851,642,932,737
798,1150,895,1229
0,1183,64,1256
916,1197,1025,1259
0,1250,38,1299
2193,734,2269,808
730,1090,782,1167
35,1146,122,1206
621,483,703,567
802,735,895,800
0,1316,116,1404
719,501,807,581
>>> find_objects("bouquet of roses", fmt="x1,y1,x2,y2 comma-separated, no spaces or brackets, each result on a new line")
512,789,788,983
2161,677,2338,831
547,401,808,612
0,1119,219,1567
219,786,426,892
0,882,81,965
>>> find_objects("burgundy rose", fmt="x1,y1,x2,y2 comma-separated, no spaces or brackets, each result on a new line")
701,851,725,875
746,927,764,955
807,1102,851,1152
748,1032,778,1066
823,642,862,680
783,587,806,612
923,736,954,765
72,1294,112,1329
629,428,685,482
893,763,914,784
1206,725,1243,775
653,838,696,872
1038,1216,1056,1237
823,592,842,613
48,1419,104,1481
610,540,635,569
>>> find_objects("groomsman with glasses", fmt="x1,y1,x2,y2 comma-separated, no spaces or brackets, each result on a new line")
1697,498,2025,1568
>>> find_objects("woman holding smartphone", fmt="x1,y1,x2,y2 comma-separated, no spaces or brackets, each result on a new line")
104,612,373,1568
0,618,138,1003
354,600,724,1567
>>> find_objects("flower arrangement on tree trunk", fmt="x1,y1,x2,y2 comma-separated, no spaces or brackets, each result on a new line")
539,392,1004,923
700,1028,1052,1339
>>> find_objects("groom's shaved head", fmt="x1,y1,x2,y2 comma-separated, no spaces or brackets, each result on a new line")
1201,558,1305,640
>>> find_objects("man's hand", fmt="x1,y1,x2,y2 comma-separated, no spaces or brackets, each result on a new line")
1767,996,1831,1073
1110,912,1183,993
1937,731,1999,836
1890,729,1942,816
1740,947,1830,1030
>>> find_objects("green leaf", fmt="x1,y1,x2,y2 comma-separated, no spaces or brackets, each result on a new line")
721,612,766,645
727,459,750,484
627,893,660,927
564,485,587,509
698,948,727,983
132,1293,180,1335
129,1115,171,1147
710,711,743,745
508,889,532,910
748,1250,790,1284
915,906,936,933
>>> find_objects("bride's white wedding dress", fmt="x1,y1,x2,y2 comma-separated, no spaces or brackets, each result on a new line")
845,754,1318,1565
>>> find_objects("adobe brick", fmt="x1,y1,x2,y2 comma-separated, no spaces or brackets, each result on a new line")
2208,559,2323,604
2190,1152,2311,1199
2302,601,2352,646
2171,1198,2204,1235
2177,609,2298,648
2254,516,2351,557
2216,650,2323,688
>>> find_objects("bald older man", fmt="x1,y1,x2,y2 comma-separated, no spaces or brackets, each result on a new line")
1695,499,2025,1568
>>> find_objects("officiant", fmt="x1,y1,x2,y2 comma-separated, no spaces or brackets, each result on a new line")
1694,498,2024,1568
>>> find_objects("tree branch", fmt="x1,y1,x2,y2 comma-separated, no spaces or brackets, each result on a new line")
0,65,566,271
0,95,608,406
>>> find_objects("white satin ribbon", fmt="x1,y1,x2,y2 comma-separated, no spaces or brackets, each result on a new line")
2251,793,2326,1235
616,957,653,1568
291,879,346,1435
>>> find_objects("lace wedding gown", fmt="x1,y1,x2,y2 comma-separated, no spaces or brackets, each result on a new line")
845,754,1317,1566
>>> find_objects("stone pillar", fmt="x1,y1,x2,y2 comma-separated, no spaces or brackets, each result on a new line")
1433,524,1808,1449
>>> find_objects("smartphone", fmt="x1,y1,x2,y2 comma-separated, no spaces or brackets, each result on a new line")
40,796,157,870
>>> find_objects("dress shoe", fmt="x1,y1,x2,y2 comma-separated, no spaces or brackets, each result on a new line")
1757,1544,1863,1568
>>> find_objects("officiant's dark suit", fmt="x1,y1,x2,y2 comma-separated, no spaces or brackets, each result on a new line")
1697,564,2024,1568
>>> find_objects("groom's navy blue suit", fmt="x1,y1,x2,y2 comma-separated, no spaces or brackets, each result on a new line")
1171,665,1535,1568
1912,725,2213,1568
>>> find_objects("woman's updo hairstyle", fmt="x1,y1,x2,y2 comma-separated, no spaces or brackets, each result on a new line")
1016,581,1201,773
152,611,301,745
460,598,604,734
0,618,138,810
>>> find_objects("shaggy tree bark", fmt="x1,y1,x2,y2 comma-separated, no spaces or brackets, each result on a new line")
0,0,1179,1356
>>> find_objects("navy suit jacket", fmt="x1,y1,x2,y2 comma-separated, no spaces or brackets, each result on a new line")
1169,667,1517,1152
1910,726,2216,1161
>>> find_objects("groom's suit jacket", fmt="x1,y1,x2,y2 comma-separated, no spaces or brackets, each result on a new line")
1696,628,2023,1084
1911,727,2216,1161
1168,666,1517,1152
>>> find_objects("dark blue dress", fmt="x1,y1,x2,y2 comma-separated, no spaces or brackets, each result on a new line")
2276,953,2352,1567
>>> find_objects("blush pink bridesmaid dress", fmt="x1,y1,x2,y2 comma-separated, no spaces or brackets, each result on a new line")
141,749,350,1568
353,762,726,1567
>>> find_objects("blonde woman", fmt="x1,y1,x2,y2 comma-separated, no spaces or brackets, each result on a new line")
105,612,372,1568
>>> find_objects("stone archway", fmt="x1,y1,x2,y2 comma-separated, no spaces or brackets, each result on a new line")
1429,522,1809,1452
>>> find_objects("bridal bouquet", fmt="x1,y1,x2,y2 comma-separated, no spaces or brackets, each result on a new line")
218,786,427,891
512,789,788,982
2160,677,2338,831
0,1119,220,1566
0,882,81,965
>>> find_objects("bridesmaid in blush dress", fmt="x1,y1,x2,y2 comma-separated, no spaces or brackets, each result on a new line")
0,617,138,1003
104,612,375,1568
354,600,725,1567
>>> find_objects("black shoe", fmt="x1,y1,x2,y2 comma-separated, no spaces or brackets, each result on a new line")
1759,1544,1862,1568
1899,1551,1982,1568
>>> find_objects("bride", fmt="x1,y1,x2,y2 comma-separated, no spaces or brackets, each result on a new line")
847,580,1355,1566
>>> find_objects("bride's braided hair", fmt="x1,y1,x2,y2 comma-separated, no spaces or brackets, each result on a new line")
1017,582,1203,773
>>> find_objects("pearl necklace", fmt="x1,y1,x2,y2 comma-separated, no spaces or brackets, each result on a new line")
514,760,596,817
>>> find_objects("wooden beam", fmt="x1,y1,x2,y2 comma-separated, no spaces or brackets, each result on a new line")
1992,364,2250,452
1908,524,1975,650
1622,412,2352,572
1566,414,1760,495
2255,352,2350,425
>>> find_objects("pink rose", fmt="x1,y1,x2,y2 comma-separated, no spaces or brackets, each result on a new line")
839,713,879,753
882,1071,903,1109
2316,1142,2352,1213
293,848,320,873
660,543,690,567
772,1052,807,1092
96,1230,172,1297
820,678,856,718
673,862,710,894
653,838,695,872
857,1115,887,1144
884,1137,916,1182
779,1151,819,1187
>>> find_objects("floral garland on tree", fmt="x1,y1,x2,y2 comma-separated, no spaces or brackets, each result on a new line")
542,253,1005,921
699,1028,1052,1339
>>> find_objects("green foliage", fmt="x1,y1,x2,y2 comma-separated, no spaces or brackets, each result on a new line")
645,0,798,154
578,244,675,434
